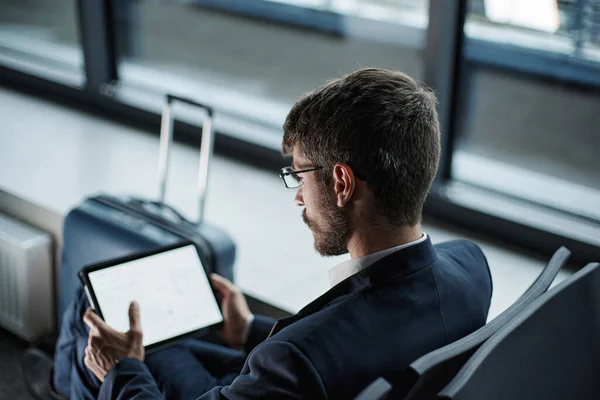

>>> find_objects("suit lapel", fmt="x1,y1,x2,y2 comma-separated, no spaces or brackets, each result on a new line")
268,277,358,336
268,237,437,338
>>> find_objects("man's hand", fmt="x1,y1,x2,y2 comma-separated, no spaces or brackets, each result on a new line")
83,302,145,382
210,274,253,347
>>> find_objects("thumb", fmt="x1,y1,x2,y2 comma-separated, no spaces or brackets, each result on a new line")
129,301,141,331
210,273,234,289
210,274,232,297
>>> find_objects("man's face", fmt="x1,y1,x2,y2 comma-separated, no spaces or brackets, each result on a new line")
292,147,351,256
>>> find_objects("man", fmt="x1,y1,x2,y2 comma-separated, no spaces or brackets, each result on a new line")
54,68,492,399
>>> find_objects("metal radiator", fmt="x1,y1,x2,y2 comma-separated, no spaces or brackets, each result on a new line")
0,213,53,342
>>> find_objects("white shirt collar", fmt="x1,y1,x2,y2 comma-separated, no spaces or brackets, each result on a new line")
328,233,428,288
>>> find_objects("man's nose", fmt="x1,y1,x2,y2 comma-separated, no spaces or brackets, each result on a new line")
295,186,304,206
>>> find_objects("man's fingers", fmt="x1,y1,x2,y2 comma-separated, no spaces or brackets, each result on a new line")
83,308,104,327
128,301,141,331
84,308,108,333
83,308,120,338
84,351,91,369
89,335,108,352
210,273,232,287
83,307,95,328
210,273,234,295
128,303,143,345
84,349,105,383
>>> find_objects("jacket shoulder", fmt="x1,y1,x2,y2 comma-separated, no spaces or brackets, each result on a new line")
434,239,486,258
435,240,489,272
433,238,493,307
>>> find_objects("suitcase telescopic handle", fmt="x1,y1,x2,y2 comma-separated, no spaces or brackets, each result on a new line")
158,94,215,222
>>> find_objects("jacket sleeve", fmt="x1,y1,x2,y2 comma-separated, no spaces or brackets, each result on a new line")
98,341,325,400
199,340,327,400
99,358,163,400
244,315,276,355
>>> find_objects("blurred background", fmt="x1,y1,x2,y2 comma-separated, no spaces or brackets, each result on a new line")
0,0,599,397
2,0,599,229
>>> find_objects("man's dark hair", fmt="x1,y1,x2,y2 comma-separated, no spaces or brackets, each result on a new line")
282,68,441,227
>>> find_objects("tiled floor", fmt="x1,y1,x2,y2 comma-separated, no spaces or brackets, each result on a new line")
0,86,572,398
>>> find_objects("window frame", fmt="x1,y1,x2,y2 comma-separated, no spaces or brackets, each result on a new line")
0,0,598,265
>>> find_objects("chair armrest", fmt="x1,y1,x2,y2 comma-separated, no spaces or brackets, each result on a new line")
244,293,293,319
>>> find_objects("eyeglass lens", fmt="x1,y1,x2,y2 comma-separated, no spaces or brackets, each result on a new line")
285,173,301,188
280,167,299,188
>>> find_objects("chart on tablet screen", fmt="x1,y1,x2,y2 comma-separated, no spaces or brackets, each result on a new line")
88,245,223,346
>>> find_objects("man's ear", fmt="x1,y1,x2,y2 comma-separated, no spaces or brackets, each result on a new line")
332,163,356,208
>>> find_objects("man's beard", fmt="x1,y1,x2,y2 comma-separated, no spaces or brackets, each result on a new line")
302,193,351,256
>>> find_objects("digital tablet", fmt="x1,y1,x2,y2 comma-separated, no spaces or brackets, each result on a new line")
79,242,223,349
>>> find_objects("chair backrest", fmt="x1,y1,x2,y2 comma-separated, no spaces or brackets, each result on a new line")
354,378,392,400
438,261,600,400
391,247,571,399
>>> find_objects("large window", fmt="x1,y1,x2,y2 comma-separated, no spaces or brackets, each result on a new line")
0,0,598,263
452,0,600,221
0,0,83,78
113,0,428,139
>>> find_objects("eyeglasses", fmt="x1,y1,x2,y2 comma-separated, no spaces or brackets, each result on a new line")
279,166,322,189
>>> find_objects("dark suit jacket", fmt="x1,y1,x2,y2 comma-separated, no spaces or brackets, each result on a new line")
99,238,492,399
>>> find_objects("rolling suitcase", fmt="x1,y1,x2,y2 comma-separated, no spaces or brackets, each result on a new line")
57,95,236,328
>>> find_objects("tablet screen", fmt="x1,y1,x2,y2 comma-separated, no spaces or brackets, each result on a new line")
87,244,223,347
